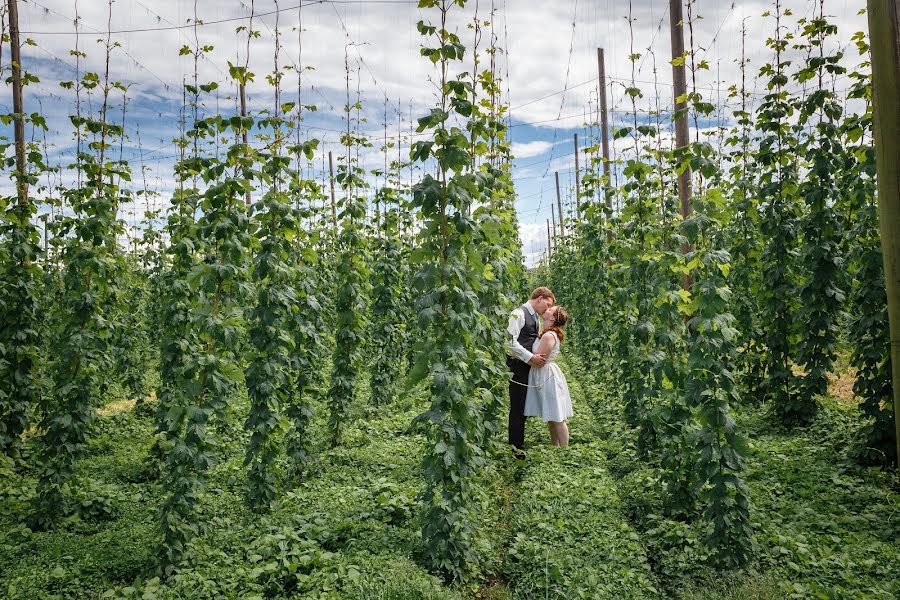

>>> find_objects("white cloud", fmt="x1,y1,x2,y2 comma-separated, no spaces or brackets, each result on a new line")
510,140,552,159
6,0,873,258
517,221,549,268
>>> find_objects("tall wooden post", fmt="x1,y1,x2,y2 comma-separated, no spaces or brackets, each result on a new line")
551,203,557,242
328,150,338,234
670,0,693,289
597,47,611,210
8,0,27,205
546,219,552,259
39,213,48,258
573,133,581,223
239,81,250,206
867,0,900,467
555,171,565,237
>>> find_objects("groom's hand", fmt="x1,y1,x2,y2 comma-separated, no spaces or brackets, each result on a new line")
529,354,546,367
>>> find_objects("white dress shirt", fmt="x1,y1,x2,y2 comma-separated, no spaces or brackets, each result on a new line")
507,302,538,363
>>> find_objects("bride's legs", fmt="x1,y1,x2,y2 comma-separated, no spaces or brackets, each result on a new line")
557,421,569,447
547,421,558,445
548,421,568,446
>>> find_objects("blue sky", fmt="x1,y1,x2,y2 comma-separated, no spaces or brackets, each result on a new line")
4,0,869,266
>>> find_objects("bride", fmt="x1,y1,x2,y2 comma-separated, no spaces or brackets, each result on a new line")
523,306,573,447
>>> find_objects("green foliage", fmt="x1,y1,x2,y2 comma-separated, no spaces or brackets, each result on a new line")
1,340,897,600
150,185,198,477
467,27,521,450
0,145,43,460
2,6,896,599
839,50,896,466
243,66,326,505
284,201,325,474
755,6,810,426
504,445,659,599
326,151,371,447
245,522,357,597
410,0,509,582
721,68,764,403
793,15,846,409
368,192,408,407
31,71,129,527
244,155,303,509
112,255,155,402
741,404,899,600
681,199,753,568
577,358,900,600
155,102,254,572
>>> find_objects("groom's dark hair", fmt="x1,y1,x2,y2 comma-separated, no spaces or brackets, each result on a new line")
530,287,555,303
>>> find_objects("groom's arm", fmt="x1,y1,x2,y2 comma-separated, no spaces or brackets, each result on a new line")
506,309,534,363
533,332,557,358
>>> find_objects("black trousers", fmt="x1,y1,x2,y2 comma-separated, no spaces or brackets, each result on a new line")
508,359,531,450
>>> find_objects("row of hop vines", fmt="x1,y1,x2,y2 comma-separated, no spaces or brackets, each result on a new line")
327,59,372,448
0,0,524,583
2,0,892,585
546,2,893,571
32,25,131,529
0,7,432,580
408,0,521,582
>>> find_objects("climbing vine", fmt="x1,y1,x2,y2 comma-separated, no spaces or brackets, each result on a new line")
32,35,129,526
243,27,320,507
0,102,43,461
156,59,254,570
408,0,505,581
681,191,753,568
755,2,808,426
794,11,846,407
326,57,371,446
840,32,896,466
369,187,408,407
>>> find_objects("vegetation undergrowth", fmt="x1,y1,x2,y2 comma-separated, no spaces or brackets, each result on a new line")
569,352,900,600
0,372,490,600
1,351,897,599
499,357,660,600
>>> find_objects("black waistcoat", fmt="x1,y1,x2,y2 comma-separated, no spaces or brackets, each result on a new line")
508,305,539,373
517,306,539,357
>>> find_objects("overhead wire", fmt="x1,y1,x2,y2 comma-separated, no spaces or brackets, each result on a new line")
25,0,173,92
14,0,868,246
540,0,578,180
21,0,421,35
328,0,403,116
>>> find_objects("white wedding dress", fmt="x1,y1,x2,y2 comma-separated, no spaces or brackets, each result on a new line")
523,332,573,423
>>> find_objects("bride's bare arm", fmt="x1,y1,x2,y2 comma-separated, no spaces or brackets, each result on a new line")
533,332,556,361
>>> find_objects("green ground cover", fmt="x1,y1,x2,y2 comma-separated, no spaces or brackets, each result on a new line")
1,355,897,599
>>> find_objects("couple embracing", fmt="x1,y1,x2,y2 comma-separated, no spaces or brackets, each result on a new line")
505,287,572,457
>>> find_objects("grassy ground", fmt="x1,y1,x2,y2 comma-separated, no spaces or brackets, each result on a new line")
569,357,900,600
1,356,898,599
1,384,472,599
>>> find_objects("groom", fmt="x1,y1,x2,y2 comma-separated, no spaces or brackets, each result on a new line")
506,287,555,457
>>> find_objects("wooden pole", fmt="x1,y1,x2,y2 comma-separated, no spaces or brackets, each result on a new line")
867,0,900,467
573,133,581,223
40,213,48,255
239,81,251,206
551,203,557,243
670,0,693,289
8,0,27,205
328,150,338,234
555,171,565,237
546,218,552,259
597,47,611,209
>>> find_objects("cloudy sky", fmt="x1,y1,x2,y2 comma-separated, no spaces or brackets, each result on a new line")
8,0,869,266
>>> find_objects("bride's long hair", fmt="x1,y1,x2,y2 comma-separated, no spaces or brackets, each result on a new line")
541,306,569,342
